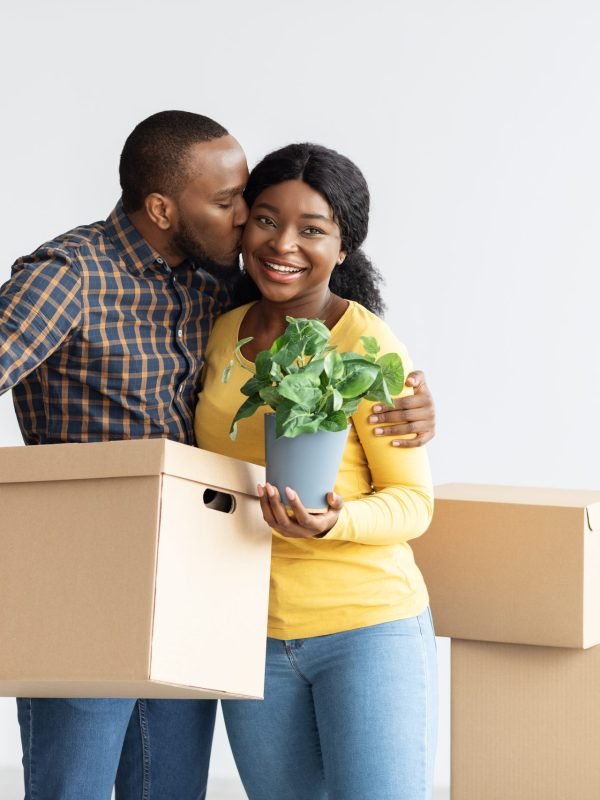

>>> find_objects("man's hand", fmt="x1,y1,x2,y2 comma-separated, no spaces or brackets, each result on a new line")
257,484,343,538
367,370,436,448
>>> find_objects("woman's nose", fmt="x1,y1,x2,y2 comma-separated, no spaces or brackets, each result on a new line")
269,227,297,253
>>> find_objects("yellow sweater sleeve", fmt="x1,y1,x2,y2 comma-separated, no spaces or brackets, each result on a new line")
322,328,434,546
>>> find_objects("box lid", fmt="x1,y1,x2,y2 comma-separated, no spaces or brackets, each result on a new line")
0,439,264,497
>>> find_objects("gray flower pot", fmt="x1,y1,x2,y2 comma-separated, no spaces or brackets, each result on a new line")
264,414,349,513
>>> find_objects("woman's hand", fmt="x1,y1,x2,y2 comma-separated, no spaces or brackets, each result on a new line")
367,370,436,447
257,483,343,539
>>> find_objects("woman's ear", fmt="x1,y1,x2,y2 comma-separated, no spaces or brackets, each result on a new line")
336,251,347,266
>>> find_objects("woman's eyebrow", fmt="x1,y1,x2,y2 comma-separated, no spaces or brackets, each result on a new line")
255,202,279,212
255,202,331,222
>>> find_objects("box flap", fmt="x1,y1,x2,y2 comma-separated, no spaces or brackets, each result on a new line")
436,483,600,509
162,440,264,497
586,502,600,532
0,439,168,483
0,439,264,497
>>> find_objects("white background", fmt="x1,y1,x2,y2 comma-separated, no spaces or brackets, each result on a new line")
1,0,600,793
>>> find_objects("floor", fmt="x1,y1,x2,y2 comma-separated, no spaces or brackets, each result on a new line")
0,767,450,798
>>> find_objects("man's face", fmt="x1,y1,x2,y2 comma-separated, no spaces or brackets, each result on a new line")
170,135,249,274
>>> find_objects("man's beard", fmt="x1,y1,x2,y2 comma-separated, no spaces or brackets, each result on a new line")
171,219,242,284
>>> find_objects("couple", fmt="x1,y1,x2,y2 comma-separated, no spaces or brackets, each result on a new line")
1,111,436,800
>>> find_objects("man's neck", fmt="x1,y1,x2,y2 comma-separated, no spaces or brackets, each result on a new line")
127,210,185,267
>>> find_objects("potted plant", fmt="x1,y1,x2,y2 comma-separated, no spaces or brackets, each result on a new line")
223,317,405,512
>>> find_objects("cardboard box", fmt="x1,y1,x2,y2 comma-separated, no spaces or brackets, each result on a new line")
452,638,600,800
0,439,271,699
411,483,600,648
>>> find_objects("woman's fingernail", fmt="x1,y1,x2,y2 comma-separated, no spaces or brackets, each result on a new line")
374,427,383,435
267,484,275,497
285,487,296,501
257,484,264,497
373,405,383,413
392,440,401,447
368,415,378,423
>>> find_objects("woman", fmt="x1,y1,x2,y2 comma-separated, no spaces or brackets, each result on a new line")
195,143,437,800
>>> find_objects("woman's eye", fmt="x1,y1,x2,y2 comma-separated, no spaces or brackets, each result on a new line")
217,203,232,209
304,227,324,236
257,216,276,227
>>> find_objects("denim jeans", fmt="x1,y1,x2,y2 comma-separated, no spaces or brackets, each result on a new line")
16,697,217,800
222,609,438,800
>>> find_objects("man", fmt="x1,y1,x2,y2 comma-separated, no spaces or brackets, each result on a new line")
0,110,436,799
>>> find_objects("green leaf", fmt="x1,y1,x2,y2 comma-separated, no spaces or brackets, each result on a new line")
361,335,380,359
336,361,379,399
259,386,281,407
364,371,393,406
377,352,405,395
277,373,321,411
341,398,361,417
255,350,273,379
240,376,264,397
272,340,304,368
222,360,234,383
278,406,324,437
320,411,348,432
304,356,325,377
229,395,263,440
324,350,344,381
233,336,254,354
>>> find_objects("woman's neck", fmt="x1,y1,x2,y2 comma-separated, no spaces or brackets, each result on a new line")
239,290,349,361
256,290,344,332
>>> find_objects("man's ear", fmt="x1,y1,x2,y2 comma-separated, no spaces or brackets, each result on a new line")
145,193,174,231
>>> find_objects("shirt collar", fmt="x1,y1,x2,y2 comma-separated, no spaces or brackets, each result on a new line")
105,200,166,275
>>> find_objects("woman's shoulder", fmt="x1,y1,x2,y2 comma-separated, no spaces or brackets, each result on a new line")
337,300,408,357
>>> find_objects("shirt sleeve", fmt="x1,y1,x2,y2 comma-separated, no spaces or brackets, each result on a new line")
0,247,82,394
322,330,434,546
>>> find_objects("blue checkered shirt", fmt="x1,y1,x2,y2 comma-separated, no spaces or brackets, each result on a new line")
0,201,229,445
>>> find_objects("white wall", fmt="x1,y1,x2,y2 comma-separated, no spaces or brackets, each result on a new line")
1,0,599,789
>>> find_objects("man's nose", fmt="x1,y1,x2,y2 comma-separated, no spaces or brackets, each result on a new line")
234,196,249,227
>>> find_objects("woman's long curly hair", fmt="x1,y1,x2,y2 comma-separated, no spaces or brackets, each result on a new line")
231,142,385,316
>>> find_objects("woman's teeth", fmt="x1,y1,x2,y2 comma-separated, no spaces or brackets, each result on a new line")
264,261,305,274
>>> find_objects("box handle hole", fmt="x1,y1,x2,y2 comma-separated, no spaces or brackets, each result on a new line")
203,488,236,514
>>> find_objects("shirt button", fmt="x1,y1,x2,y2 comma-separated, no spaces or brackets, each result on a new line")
156,257,164,265
177,329,183,338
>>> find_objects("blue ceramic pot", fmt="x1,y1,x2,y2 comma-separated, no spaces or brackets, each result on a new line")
264,414,349,512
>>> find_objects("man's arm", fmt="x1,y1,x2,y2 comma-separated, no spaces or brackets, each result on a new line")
367,370,436,448
0,248,82,394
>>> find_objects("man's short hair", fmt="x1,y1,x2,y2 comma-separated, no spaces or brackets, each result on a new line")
119,110,229,213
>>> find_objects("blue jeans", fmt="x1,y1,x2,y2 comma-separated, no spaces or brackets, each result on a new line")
16,697,217,800
222,609,438,800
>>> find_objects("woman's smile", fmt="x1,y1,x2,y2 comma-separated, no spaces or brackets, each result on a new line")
259,256,309,282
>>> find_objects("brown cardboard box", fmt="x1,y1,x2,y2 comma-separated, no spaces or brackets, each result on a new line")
0,439,271,699
411,483,600,648
452,638,600,800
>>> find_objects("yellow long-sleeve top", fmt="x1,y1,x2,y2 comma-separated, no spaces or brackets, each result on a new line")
194,300,433,639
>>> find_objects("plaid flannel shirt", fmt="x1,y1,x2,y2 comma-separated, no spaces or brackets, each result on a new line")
0,201,229,445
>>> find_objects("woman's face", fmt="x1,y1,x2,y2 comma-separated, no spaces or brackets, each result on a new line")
241,179,346,303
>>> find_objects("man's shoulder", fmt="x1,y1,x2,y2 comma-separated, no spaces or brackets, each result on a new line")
34,219,109,259
13,217,118,277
